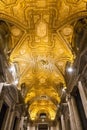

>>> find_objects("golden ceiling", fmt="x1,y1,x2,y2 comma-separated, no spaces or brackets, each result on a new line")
0,0,87,121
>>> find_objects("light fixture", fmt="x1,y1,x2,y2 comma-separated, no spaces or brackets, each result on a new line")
62,88,66,93
57,104,60,108
67,66,73,73
9,64,15,73
13,79,18,85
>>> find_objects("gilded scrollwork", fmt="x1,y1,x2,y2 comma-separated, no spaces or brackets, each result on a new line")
0,0,87,121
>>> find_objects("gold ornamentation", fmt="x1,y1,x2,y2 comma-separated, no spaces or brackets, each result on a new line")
0,0,86,121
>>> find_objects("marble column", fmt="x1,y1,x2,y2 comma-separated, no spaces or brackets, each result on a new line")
0,83,4,111
78,81,87,118
27,123,33,130
48,125,50,130
35,125,38,130
0,99,3,111
16,118,21,130
50,126,54,130
61,114,66,130
67,97,77,130
4,107,12,130
27,125,30,130
71,96,82,130
31,125,35,130
7,105,15,130
27,124,36,130
19,116,25,130
0,83,3,93
56,122,60,130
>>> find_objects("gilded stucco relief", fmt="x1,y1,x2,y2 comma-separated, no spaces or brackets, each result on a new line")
0,0,87,121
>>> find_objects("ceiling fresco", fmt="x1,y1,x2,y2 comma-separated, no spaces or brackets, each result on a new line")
0,0,87,121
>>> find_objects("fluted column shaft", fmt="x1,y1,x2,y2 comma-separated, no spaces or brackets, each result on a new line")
0,83,3,93
68,98,77,130
4,108,12,130
19,116,25,130
67,95,82,130
71,96,82,130
61,114,66,130
78,81,87,118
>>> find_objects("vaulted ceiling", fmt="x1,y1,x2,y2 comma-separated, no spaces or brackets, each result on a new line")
0,0,87,122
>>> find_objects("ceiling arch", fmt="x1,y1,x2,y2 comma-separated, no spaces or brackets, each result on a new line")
0,0,86,121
